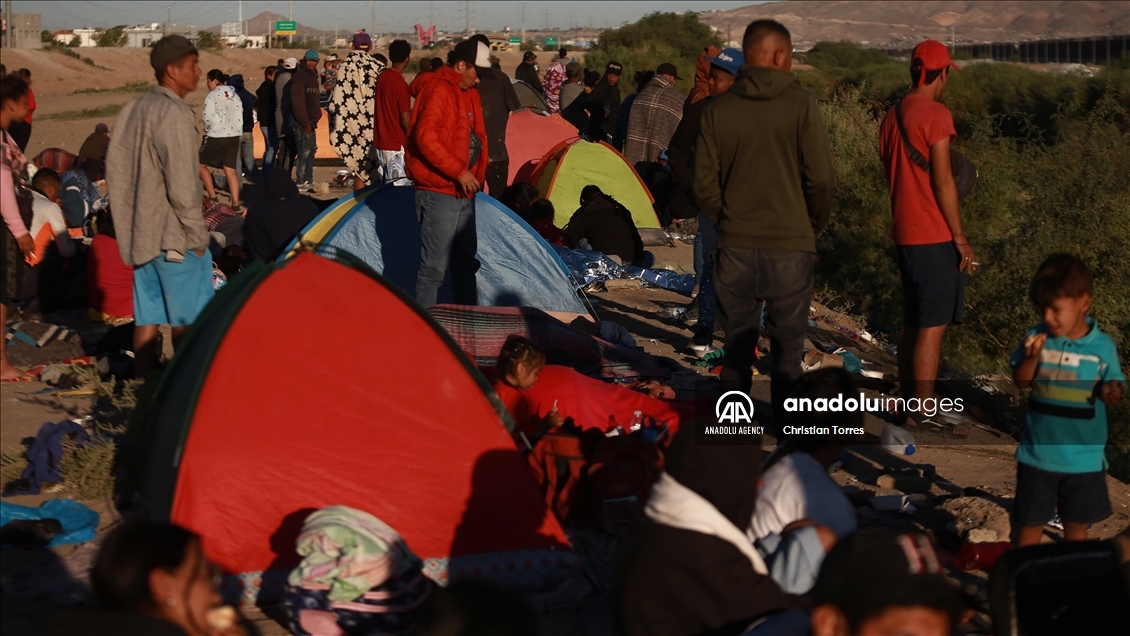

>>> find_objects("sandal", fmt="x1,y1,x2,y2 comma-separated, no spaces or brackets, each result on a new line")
921,419,970,439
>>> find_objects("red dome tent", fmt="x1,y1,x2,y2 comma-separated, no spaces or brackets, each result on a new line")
505,108,579,186
132,252,573,605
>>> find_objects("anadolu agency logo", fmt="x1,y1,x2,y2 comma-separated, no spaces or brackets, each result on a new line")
698,391,764,444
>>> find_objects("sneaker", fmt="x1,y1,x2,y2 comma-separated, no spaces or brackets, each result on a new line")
297,182,314,193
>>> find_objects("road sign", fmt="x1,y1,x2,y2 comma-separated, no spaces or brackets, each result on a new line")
275,20,296,35
509,37,521,44
545,37,558,46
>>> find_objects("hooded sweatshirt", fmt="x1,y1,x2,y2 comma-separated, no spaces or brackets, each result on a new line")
687,45,721,107
694,66,834,253
405,65,489,198
227,74,256,133
256,76,277,128
243,167,319,261
615,426,804,635
290,64,322,129
274,69,293,136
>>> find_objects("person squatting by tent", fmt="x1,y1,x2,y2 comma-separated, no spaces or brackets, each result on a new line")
330,31,387,191
77,122,111,164
405,39,490,309
243,167,320,262
564,185,648,267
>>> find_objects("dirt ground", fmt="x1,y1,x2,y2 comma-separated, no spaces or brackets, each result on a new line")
2,45,1128,636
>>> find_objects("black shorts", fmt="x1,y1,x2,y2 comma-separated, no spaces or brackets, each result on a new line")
896,242,965,328
1013,462,1112,527
199,136,240,169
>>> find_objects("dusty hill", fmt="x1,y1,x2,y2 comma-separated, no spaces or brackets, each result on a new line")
699,1,1130,49
204,10,338,39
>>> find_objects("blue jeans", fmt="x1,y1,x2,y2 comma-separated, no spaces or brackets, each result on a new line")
694,214,718,332
261,126,278,169
292,125,316,184
415,189,479,309
238,131,258,181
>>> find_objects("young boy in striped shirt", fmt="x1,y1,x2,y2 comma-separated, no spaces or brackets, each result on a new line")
1011,254,1125,547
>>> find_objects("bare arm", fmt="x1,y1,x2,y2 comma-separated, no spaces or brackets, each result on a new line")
400,111,410,133
930,137,975,272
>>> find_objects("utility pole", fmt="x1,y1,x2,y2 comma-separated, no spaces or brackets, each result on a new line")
430,0,434,32
238,0,242,39
521,3,525,44
465,0,471,35
165,5,170,38
369,0,375,43
5,0,12,48
288,0,293,47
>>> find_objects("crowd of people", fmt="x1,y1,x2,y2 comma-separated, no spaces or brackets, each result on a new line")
1,14,1127,636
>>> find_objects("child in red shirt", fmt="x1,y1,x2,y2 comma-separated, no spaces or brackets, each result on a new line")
528,199,568,246
493,335,564,441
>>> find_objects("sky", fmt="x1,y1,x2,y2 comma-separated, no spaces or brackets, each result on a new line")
20,1,765,33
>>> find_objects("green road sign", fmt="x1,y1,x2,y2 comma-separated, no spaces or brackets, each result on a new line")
545,37,558,46
509,37,521,44
275,20,297,35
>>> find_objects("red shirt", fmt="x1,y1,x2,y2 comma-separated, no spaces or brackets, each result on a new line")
24,88,36,125
87,233,134,318
494,378,540,435
879,93,956,245
373,68,410,151
531,218,568,246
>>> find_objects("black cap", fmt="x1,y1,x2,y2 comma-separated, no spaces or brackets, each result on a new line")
605,61,622,75
523,50,537,61
150,35,197,76
449,39,489,69
656,62,681,80
812,531,966,625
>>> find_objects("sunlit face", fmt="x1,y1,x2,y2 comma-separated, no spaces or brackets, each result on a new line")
152,540,223,636
2,94,29,124
456,61,479,89
709,66,736,96
166,53,202,95
512,361,542,391
1041,294,1091,339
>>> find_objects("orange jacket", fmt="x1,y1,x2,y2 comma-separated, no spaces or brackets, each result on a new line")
408,70,437,98
687,45,721,106
406,66,489,197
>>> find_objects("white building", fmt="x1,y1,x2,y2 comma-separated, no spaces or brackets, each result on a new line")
53,28,97,47
223,35,265,48
123,23,198,48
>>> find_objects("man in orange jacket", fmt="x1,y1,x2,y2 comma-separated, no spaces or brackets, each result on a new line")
406,39,490,308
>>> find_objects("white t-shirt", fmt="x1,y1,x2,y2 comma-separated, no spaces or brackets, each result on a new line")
748,451,857,541
28,191,75,265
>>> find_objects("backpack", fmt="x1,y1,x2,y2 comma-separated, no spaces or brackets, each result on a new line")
585,433,663,533
894,101,977,200
527,427,597,526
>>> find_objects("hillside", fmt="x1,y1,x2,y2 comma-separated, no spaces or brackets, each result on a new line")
699,1,1130,49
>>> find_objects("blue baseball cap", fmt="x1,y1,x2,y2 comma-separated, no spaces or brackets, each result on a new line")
706,47,745,76
303,49,319,61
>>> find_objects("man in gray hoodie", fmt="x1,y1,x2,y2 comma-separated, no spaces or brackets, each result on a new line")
106,36,213,376
274,58,297,176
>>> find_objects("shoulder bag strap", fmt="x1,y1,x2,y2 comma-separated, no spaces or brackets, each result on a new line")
895,101,931,171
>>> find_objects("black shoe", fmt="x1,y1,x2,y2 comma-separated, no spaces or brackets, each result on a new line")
692,327,713,347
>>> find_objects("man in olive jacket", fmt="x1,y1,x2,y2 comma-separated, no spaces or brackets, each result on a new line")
693,19,834,426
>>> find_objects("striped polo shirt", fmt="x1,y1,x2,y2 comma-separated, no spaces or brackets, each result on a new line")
1010,317,1126,473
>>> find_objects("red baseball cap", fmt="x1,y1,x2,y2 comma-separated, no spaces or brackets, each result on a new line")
912,39,960,76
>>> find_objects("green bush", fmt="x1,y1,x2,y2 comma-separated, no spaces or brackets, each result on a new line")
196,31,222,51
94,26,127,47
585,12,721,94
815,88,1130,477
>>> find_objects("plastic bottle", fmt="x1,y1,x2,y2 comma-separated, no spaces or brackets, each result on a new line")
956,541,1011,571
629,410,644,432
880,424,916,455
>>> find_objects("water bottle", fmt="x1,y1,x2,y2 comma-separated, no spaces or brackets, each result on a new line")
629,410,644,432
956,541,1011,571
880,424,916,455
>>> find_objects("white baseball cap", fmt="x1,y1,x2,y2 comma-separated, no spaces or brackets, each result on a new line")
283,57,298,70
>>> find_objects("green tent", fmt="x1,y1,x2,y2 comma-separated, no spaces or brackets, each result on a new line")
529,138,660,229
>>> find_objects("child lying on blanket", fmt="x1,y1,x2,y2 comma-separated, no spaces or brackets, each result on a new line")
493,335,565,441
